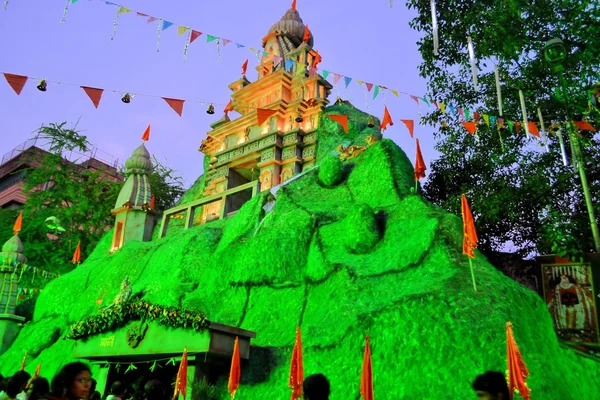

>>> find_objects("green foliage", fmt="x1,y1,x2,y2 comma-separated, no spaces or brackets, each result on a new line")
407,0,600,257
0,208,19,244
317,155,344,187
191,377,227,400
147,155,185,211
342,204,380,253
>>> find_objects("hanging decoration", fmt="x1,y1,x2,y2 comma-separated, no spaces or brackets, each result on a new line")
110,6,131,40
467,36,478,91
380,106,393,130
552,124,569,166
228,337,241,400
37,79,47,92
206,104,215,115
359,335,374,400
430,0,439,56
60,0,71,24
121,93,131,103
400,119,415,138
519,90,529,136
461,194,478,292
537,108,549,151
216,39,222,63
156,19,162,52
2,0,8,12
162,97,185,116
494,65,503,116
81,86,104,108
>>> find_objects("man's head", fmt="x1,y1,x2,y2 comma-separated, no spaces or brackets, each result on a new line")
110,381,126,397
472,371,510,400
303,374,330,400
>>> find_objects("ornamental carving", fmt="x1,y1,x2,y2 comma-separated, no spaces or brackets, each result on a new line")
302,146,316,159
283,134,298,145
304,133,316,144
261,149,275,162
282,147,296,160
217,153,230,163
214,166,229,179
232,148,244,157
246,141,260,153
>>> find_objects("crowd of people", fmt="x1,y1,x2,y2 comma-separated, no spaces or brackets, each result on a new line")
0,363,509,399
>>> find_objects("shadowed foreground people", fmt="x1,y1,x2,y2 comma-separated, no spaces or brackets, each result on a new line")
50,362,92,400
142,380,163,400
472,371,510,400
105,382,125,400
27,378,50,400
303,374,330,400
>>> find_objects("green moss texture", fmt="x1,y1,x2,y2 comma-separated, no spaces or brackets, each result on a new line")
2,106,599,399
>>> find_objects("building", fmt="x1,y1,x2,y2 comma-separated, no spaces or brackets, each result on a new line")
0,137,123,209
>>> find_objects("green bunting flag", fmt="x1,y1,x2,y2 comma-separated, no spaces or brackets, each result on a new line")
420,97,430,108
508,120,514,133
373,85,380,99
464,108,471,121
322,70,330,80
207,35,217,43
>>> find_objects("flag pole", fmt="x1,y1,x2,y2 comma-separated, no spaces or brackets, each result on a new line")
468,258,477,292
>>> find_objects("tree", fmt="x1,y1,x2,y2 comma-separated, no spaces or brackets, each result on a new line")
406,0,600,259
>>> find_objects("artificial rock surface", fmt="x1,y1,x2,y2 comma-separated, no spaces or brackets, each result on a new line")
1,104,599,399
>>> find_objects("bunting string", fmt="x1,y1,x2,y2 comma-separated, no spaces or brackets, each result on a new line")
156,19,162,52
3,0,8,12
60,0,70,24
110,7,121,40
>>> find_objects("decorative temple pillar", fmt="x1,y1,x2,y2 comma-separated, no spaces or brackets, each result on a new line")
0,234,26,355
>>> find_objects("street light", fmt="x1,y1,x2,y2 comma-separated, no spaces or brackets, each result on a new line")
544,38,600,253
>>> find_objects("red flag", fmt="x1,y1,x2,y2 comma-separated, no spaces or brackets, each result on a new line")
461,121,477,135
327,114,349,134
359,335,374,400
150,195,155,210
289,327,304,400
514,122,521,134
241,59,249,76
3,73,28,95
190,30,202,43
257,109,278,126
573,121,597,131
224,100,234,114
414,139,426,181
303,25,310,43
527,122,540,138
380,106,393,130
141,125,150,142
409,95,420,105
461,194,478,258
365,83,374,92
228,337,241,399
81,86,104,109
13,211,23,235
172,347,188,400
71,241,81,264
291,0,297,10
400,119,414,138
147,16,159,23
20,351,27,371
506,322,531,400
163,98,185,116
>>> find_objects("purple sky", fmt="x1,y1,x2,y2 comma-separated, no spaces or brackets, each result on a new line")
0,0,437,187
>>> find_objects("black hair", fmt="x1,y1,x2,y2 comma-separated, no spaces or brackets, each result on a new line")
51,362,92,398
28,377,50,400
143,380,164,400
12,371,32,391
472,371,510,399
109,381,125,396
89,379,97,394
303,374,330,400
89,391,101,400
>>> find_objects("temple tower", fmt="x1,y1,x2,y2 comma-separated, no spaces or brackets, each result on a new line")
198,5,332,223
110,144,156,251
0,234,26,354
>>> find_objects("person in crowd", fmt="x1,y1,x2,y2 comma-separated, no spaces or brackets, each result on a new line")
27,378,50,400
302,374,330,400
142,380,163,400
1,372,32,400
105,382,125,400
50,362,92,400
472,371,510,400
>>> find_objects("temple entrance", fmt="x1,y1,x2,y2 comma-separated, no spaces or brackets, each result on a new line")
105,360,179,397
226,162,257,216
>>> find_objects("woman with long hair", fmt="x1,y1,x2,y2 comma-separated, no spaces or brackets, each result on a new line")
49,363,92,400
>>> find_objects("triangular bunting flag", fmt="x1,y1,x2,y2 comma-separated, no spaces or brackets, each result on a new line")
381,106,393,130
464,109,471,121
236,43,245,48
508,121,514,133
322,70,330,80
136,12,149,17
190,30,202,43
461,121,477,135
223,39,231,46
162,97,184,116
344,76,352,88
473,112,481,124
333,73,342,85
420,97,430,108
573,121,597,131
177,26,189,36
118,6,131,13
257,109,278,126
410,95,420,105
391,89,399,97
483,114,490,126
527,122,540,138
327,114,349,133
432,101,439,109
207,35,218,43
273,55,283,66
490,116,497,129
285,59,294,72
141,125,150,141
448,105,456,115
373,85,380,99
81,86,104,108
365,83,374,92
3,73,28,95
440,103,446,114
147,16,159,23
162,21,174,30
400,119,414,138
515,122,521,134
458,108,465,119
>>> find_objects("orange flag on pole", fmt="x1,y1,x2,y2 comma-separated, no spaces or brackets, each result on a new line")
291,0,297,10
289,327,304,400
303,25,310,43
20,351,27,371
13,211,23,235
241,59,249,76
506,322,531,400
257,109,278,126
414,139,427,181
172,347,188,400
26,363,41,389
380,106,393,130
228,337,241,399
360,335,374,400
150,195,155,210
224,100,234,114
573,121,597,131
72,241,81,264
461,194,479,292
141,125,150,142
327,114,349,133
400,119,414,138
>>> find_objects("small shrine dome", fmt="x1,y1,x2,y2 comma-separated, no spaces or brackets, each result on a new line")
124,144,153,175
267,8,314,47
0,235,27,265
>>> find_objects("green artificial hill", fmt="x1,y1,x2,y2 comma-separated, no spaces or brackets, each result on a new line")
1,104,599,399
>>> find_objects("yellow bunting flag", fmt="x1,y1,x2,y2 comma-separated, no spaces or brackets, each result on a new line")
118,6,131,14
483,114,490,127
391,89,399,97
356,80,364,85
440,103,446,114
178,26,190,36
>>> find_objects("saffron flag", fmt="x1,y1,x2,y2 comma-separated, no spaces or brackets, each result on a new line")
380,106,393,130
400,119,414,138
3,73,28,95
461,194,478,258
303,25,310,43
573,121,597,131
291,0,297,10
172,347,188,400
327,114,349,133
224,99,234,114
228,337,241,399
71,241,81,264
313,50,322,69
81,86,104,109
289,327,304,400
359,335,374,400
241,59,249,75
141,125,150,142
150,195,155,210
414,139,426,181
527,122,540,138
461,121,477,135
13,211,23,235
162,98,185,116
26,363,41,389
506,322,531,400
257,109,278,126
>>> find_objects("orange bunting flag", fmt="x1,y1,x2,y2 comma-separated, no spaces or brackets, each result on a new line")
303,25,310,43
326,114,349,133
163,98,185,117
313,50,322,69
380,106,393,130
506,322,531,400
461,194,478,258
228,337,241,399
257,108,278,126
360,335,374,400
150,195,155,210
573,121,597,131
400,119,415,138
172,347,188,400
20,351,27,371
3,73,28,95
414,139,427,181
527,122,540,138
13,211,23,235
81,86,104,109
71,241,81,264
289,327,304,400
461,121,477,135
224,99,234,114
241,59,249,76
141,125,151,142
26,363,41,389
291,0,297,10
